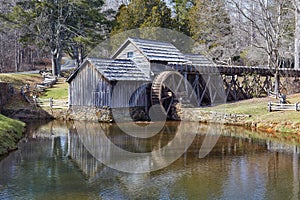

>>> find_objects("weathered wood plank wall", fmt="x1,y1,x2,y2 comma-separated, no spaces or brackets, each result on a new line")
69,63,106,107
115,43,150,77
69,62,149,109
111,81,148,108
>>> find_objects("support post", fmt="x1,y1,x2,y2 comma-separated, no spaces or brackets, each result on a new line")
268,102,272,112
50,97,53,109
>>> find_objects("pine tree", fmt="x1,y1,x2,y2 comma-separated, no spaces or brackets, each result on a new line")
171,0,194,36
4,0,111,75
111,0,173,36
188,0,234,63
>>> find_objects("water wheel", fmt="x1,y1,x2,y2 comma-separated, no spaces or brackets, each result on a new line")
151,71,195,118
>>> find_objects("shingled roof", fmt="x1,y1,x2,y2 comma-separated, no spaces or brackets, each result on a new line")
91,58,150,81
112,37,188,63
67,58,150,82
184,54,215,66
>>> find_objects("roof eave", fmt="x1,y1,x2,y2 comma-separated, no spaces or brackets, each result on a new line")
66,59,90,83
111,38,132,59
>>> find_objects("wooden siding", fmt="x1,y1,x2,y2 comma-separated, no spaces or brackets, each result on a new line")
69,61,149,108
111,81,148,108
93,77,111,107
114,43,151,78
69,62,108,107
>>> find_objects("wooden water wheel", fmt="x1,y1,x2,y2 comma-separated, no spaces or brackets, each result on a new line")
151,71,195,117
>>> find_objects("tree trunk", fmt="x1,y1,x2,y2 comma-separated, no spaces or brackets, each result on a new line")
274,70,280,97
0,33,3,72
73,44,85,68
51,48,62,76
295,1,300,69
14,31,20,72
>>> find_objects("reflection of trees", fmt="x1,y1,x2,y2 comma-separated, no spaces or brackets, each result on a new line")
2,120,300,199
67,121,300,199
0,120,84,199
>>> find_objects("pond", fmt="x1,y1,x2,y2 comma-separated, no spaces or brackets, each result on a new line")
0,120,300,200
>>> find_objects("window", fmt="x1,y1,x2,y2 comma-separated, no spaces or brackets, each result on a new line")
127,52,133,58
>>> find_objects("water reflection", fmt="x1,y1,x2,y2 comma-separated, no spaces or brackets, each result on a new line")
0,121,300,199
70,121,223,173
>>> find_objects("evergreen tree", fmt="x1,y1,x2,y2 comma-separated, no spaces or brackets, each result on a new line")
171,0,194,36
111,0,173,36
4,0,111,75
188,0,234,63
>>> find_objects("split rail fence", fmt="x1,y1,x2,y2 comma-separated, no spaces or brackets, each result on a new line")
268,102,299,112
34,97,68,109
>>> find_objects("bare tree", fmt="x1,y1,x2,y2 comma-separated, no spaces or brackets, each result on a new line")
294,0,300,69
229,0,294,93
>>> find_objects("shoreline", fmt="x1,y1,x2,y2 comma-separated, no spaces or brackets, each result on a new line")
3,103,300,135
1,92,300,158
0,114,25,157
1,107,299,158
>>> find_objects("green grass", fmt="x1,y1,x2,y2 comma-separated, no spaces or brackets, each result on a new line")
206,100,268,116
0,114,25,155
39,80,68,100
206,95,300,121
203,94,300,133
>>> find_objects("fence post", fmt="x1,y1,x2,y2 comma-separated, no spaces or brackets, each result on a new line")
268,102,272,112
25,83,30,93
20,87,24,96
296,102,299,111
33,95,37,107
50,97,53,109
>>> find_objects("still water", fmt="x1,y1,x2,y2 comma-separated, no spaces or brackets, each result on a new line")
0,120,300,200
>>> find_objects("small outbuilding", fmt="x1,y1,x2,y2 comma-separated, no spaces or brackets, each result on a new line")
67,58,151,109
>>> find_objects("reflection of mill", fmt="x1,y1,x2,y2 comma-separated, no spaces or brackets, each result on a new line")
68,121,198,176
67,121,300,199
68,121,242,176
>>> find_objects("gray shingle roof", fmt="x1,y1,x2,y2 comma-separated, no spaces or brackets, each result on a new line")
89,58,150,81
184,54,215,66
112,37,188,63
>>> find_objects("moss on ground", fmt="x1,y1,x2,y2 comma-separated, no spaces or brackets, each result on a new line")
0,114,25,155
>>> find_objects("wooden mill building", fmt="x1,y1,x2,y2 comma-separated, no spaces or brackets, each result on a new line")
67,37,214,115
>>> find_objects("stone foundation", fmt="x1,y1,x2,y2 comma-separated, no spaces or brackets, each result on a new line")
68,106,113,122
68,106,149,122
181,108,252,126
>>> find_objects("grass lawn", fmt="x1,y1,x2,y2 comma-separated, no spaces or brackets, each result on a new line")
204,93,300,133
39,78,68,100
0,114,25,155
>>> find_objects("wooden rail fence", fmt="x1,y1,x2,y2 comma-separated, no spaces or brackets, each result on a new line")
268,102,299,112
34,97,68,109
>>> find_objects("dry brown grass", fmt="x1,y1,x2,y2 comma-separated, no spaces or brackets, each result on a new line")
205,93,300,134
0,74,42,89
